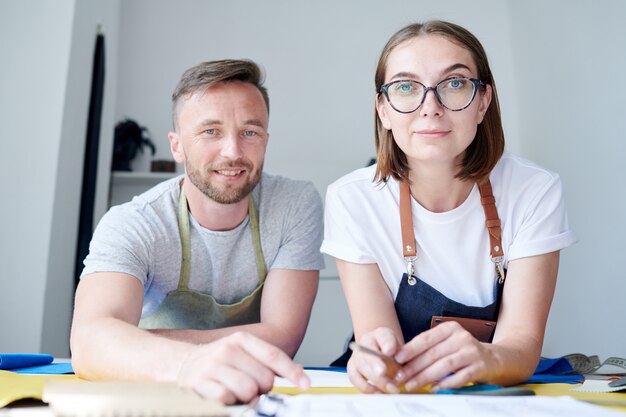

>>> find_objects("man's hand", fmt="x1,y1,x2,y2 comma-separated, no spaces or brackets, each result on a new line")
176,332,310,404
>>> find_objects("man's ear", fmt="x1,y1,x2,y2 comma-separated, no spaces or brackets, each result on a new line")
168,131,185,163
376,94,392,130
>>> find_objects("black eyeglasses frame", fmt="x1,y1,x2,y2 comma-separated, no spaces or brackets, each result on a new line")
379,77,485,113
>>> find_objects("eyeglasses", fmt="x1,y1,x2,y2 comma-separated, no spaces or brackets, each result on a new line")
379,77,485,113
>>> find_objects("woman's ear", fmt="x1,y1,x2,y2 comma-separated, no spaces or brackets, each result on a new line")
376,94,392,130
477,84,493,124
168,132,185,163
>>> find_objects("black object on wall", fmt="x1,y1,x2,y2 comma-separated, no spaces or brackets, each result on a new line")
74,30,105,288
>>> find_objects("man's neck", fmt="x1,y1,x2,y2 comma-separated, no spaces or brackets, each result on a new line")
181,179,250,231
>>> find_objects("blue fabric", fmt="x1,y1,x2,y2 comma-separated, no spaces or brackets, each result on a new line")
12,362,74,375
0,354,53,370
305,367,347,373
0,354,74,374
525,357,583,384
534,357,572,374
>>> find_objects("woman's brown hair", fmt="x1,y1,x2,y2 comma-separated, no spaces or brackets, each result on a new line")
374,21,505,184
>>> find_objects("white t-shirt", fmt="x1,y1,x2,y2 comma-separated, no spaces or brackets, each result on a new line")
82,173,325,318
321,152,577,306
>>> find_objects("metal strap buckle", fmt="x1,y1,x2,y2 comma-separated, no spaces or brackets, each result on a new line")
491,256,506,284
405,256,417,286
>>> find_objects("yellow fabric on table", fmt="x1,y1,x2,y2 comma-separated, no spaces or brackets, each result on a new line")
0,370,78,408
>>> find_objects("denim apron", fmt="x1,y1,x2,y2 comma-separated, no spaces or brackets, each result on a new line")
139,186,267,330
331,180,505,367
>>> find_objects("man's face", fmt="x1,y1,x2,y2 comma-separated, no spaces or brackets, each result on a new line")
169,81,269,204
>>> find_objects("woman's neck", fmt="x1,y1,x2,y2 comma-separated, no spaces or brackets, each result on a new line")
408,164,473,213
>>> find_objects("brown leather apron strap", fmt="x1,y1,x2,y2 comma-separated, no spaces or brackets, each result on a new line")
478,180,503,258
398,178,506,284
478,179,506,283
399,181,416,257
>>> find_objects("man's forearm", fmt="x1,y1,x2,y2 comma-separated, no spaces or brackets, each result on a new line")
148,322,304,358
71,316,193,382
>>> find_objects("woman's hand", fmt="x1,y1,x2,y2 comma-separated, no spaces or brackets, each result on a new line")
347,327,405,393
393,252,561,392
394,321,501,392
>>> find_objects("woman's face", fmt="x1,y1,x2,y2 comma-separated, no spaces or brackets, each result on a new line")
376,35,492,173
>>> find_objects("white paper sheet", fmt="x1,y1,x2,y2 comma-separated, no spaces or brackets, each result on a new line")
572,379,626,393
274,370,353,388
270,394,623,417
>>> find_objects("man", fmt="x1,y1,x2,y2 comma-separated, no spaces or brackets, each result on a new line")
70,59,323,404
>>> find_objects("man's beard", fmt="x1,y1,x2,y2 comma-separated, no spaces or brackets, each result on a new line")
186,160,262,204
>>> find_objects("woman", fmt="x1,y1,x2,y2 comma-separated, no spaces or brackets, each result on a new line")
321,20,576,394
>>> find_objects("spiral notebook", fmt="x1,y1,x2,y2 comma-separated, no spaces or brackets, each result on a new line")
43,380,228,417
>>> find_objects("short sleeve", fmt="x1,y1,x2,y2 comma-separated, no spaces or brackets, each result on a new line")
320,179,378,264
507,174,577,260
81,204,155,284
270,182,325,271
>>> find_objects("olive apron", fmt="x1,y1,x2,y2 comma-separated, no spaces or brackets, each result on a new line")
331,180,505,366
139,187,267,330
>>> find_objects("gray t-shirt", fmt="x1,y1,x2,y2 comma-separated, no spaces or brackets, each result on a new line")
82,173,325,318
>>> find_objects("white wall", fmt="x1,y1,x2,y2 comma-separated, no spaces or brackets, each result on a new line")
40,0,121,356
2,0,624,363
0,0,75,354
508,0,626,359
0,0,120,356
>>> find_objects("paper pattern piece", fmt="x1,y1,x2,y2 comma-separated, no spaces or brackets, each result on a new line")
572,379,626,393
43,380,228,417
